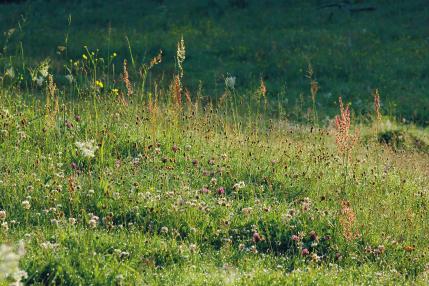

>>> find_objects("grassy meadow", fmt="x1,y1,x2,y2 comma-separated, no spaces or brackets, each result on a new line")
1,0,429,285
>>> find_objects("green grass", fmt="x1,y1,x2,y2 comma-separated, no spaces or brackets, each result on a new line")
0,86,429,284
1,0,429,285
0,0,429,123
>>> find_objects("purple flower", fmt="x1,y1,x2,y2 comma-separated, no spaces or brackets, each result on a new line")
301,248,310,256
309,231,317,241
71,162,78,170
217,187,225,195
253,232,261,243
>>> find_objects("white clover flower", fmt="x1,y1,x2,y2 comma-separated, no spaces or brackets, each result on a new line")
1,222,8,232
75,140,98,158
233,181,246,190
0,241,27,285
88,219,97,229
225,75,236,90
21,200,31,210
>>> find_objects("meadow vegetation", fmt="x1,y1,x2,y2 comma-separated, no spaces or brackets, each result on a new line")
0,0,429,285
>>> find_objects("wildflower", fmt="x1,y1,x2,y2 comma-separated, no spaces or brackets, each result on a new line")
309,231,318,241
75,140,98,158
225,75,236,90
70,162,78,170
40,241,59,250
95,80,104,89
21,200,31,210
189,244,197,253
291,235,300,242
242,207,253,215
301,248,310,256
233,181,246,191
0,241,27,284
176,36,186,78
68,218,76,225
82,54,88,60
172,145,179,153
374,245,385,256
0,210,5,220
252,232,261,243
88,217,98,229
335,252,343,261
1,222,8,232
334,97,359,156
311,253,321,262
111,88,119,96
339,200,359,241
301,197,311,212
160,226,169,234
217,187,225,195
112,52,117,58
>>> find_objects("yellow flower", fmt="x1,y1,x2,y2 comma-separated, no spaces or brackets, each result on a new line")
82,54,88,60
111,88,119,96
95,80,104,88
112,52,117,58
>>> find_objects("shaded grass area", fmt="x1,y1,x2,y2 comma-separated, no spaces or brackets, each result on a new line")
0,0,428,123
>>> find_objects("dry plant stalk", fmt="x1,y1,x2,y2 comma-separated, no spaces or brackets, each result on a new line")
260,78,267,98
373,88,381,121
150,50,163,69
339,200,360,241
185,88,192,107
335,97,359,156
122,59,133,97
45,74,59,129
172,75,182,107
310,80,319,103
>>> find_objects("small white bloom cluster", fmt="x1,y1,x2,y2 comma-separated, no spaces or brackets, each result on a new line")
88,215,99,229
225,76,236,90
233,181,245,191
75,140,98,158
0,241,27,285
